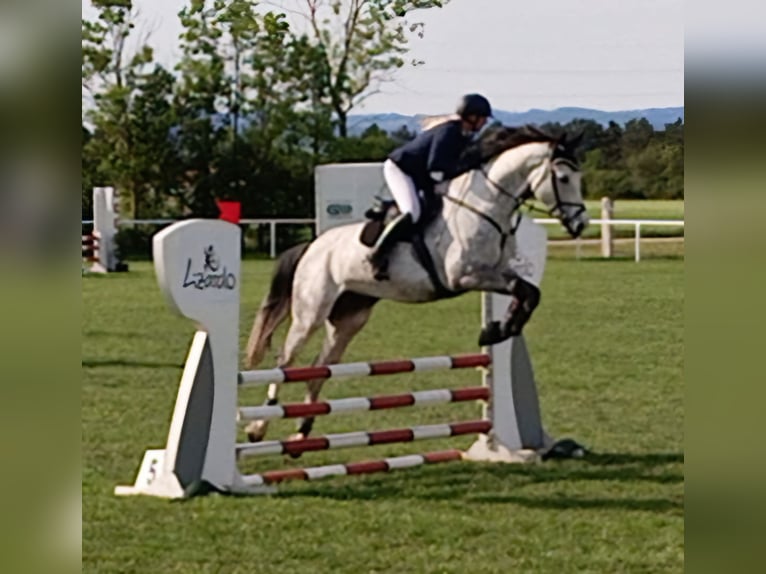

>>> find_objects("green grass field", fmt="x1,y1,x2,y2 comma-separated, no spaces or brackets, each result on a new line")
83,256,683,573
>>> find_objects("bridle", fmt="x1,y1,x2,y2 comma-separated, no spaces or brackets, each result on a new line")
444,147,586,243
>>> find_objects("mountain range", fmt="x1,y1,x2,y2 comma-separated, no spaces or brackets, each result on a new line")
347,106,684,136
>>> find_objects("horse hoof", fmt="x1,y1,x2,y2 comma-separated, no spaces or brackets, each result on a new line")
478,321,507,346
286,433,306,459
245,421,267,443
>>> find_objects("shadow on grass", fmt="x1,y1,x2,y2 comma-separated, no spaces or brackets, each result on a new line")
83,330,164,339
82,358,184,369
274,451,684,514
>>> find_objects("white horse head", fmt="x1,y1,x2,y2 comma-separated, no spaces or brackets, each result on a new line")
478,125,589,237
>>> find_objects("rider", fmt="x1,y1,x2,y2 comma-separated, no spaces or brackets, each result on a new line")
367,93,493,278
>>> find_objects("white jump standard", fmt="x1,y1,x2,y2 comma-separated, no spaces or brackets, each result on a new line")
115,219,571,499
82,187,122,273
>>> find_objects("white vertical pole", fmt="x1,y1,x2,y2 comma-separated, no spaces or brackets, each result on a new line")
601,197,613,258
91,187,118,273
635,223,641,262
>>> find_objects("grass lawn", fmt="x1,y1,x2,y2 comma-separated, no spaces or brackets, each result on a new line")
83,257,683,573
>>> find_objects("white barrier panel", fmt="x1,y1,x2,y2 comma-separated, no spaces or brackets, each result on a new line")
315,163,387,233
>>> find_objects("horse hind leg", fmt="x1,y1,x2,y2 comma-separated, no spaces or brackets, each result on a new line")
244,286,338,442
292,292,378,443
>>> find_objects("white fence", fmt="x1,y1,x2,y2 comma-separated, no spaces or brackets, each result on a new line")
82,217,683,262
83,218,317,258
533,218,684,262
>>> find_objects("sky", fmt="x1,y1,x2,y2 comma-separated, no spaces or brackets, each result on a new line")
82,0,684,115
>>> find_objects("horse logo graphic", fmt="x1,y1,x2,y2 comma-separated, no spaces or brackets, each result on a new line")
203,245,220,272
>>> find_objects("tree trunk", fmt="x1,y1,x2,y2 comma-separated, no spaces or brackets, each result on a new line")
336,108,348,138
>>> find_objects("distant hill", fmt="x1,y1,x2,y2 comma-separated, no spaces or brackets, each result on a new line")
347,106,684,136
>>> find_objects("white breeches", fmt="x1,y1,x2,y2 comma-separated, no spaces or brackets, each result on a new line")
383,159,421,223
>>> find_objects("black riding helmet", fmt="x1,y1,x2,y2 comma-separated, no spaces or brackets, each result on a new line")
456,93,492,119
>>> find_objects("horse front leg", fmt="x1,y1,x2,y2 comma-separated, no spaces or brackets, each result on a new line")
453,263,541,345
478,277,541,346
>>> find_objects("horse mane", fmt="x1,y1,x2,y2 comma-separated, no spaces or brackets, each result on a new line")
465,124,562,163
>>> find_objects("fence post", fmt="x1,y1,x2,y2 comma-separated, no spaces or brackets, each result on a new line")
634,223,642,262
601,197,613,258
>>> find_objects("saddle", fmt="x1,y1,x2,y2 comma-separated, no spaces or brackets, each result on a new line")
359,195,461,299
360,198,402,247
359,192,442,247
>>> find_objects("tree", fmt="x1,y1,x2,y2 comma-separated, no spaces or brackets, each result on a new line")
560,118,605,156
82,0,177,217
291,0,449,137
326,123,399,162
128,65,180,214
391,123,416,144
82,0,137,92
174,0,230,216
82,126,96,219
597,121,624,168
622,118,654,157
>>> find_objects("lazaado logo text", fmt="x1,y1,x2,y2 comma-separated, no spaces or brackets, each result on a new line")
326,202,353,217
182,245,237,290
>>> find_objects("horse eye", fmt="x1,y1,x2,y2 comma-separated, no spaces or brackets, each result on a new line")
557,174,570,184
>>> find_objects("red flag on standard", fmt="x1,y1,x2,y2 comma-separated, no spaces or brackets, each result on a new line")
216,200,241,224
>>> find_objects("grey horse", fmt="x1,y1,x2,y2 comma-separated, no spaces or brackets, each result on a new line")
244,125,588,443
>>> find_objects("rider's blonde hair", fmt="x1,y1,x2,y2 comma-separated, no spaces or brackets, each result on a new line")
419,114,459,131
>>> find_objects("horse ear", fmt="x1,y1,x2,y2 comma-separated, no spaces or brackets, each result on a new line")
568,130,584,150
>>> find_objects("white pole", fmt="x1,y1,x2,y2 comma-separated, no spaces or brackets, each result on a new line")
601,197,613,258
635,223,641,262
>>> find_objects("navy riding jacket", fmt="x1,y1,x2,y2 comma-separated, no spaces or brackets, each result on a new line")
388,119,473,196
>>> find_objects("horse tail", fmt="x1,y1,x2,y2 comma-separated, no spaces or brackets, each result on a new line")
244,242,311,368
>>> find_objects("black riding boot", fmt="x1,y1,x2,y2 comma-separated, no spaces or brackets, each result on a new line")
367,212,414,280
